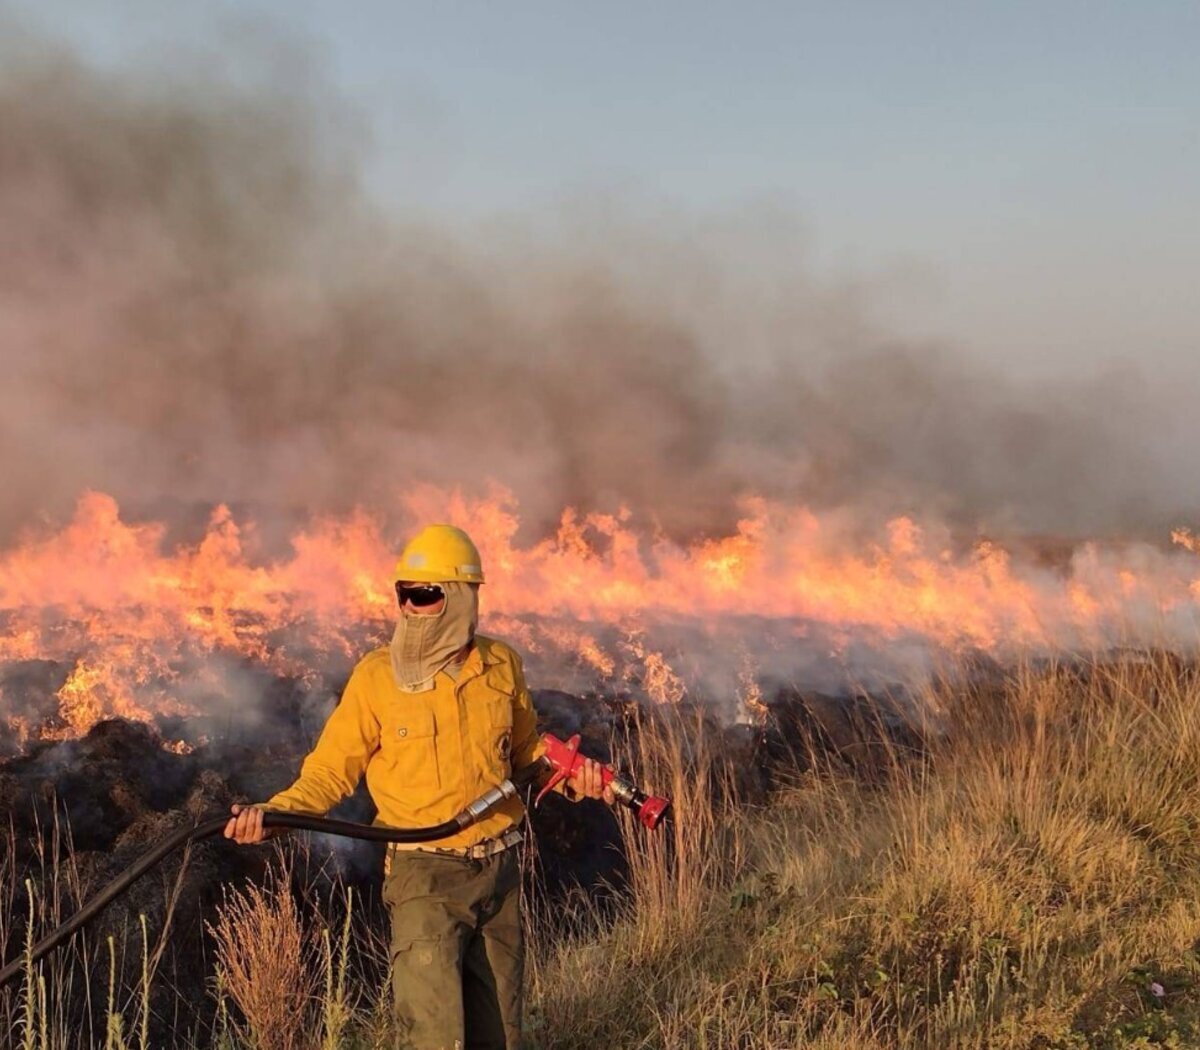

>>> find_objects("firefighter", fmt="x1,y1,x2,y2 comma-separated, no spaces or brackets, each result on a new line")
224,524,614,1050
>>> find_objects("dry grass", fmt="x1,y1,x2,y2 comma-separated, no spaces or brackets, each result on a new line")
11,653,1200,1047
524,707,743,1045
207,853,386,1050
208,861,320,1050
527,652,1200,1048
0,808,151,1050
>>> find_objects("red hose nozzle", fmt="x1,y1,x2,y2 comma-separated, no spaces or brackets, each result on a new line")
535,732,672,831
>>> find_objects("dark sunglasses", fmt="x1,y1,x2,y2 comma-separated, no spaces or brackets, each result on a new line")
396,583,445,608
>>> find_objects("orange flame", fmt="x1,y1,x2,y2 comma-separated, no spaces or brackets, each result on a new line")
2,489,1200,745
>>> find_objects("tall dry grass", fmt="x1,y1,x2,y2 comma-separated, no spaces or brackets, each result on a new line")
12,652,1200,1048
0,808,171,1050
208,861,318,1050
207,855,377,1050
524,707,747,1046
530,652,1200,1048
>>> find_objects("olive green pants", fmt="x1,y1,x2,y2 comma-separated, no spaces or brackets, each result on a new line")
384,847,524,1050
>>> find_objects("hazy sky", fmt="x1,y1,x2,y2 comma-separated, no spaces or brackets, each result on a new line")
7,1,1199,375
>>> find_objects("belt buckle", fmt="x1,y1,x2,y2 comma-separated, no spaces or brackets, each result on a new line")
465,830,520,861
467,840,496,860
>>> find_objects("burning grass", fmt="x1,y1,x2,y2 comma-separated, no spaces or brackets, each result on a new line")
8,489,1200,750
8,654,1200,1047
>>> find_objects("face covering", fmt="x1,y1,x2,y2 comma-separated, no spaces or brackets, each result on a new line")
389,581,479,693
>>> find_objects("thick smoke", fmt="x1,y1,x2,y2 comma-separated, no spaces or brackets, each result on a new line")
1,22,1197,549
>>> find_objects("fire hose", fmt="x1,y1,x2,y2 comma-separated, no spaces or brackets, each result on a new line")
0,733,670,992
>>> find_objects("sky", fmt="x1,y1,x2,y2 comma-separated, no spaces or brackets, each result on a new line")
5,0,1199,376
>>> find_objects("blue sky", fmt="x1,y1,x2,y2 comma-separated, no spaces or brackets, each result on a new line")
8,1,1200,373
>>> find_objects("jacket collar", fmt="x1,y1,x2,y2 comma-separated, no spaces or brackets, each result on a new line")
457,635,503,683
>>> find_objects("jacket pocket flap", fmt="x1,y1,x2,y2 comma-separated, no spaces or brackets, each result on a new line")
394,706,436,741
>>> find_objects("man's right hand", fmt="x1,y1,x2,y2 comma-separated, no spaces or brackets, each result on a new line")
224,803,271,844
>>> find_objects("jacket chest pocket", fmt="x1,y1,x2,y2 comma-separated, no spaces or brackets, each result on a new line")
383,704,440,789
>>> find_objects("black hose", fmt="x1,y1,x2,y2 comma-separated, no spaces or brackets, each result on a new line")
0,763,549,992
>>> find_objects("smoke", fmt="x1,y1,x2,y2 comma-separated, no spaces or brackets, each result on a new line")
1,19,1197,550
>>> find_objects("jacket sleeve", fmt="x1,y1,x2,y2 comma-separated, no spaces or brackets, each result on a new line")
265,664,381,814
509,651,581,802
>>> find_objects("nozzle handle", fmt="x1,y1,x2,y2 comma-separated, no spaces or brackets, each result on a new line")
535,732,671,832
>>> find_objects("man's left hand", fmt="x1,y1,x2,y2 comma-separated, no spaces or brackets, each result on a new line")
568,757,616,805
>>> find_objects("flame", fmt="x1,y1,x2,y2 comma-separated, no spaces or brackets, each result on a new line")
2,488,1200,747
1173,528,1200,554
54,661,107,737
736,650,767,725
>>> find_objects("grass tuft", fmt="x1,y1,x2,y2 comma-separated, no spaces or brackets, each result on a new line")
207,860,319,1050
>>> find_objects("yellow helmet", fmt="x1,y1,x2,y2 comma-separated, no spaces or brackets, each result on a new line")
394,524,485,584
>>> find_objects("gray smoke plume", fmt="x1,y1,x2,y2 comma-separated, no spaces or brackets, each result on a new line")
1,19,1197,550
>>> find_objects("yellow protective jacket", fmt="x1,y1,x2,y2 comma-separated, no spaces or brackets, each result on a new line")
266,634,550,850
